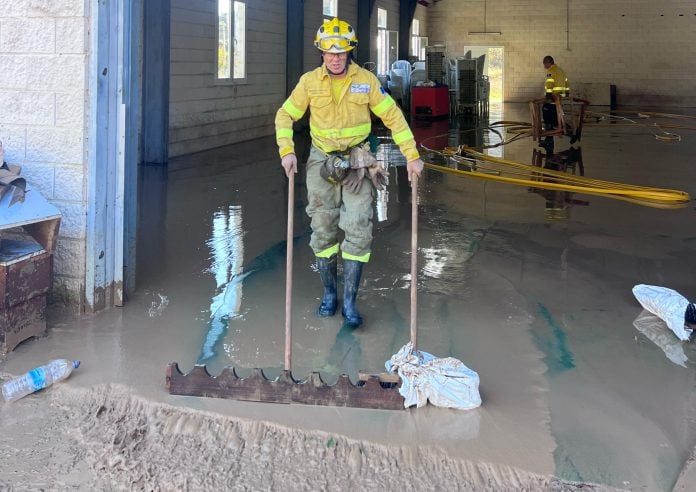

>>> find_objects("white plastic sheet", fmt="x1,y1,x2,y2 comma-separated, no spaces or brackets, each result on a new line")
632,284,693,341
385,342,481,410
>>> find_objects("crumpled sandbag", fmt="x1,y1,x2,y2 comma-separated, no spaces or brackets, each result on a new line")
385,342,481,410
632,284,693,341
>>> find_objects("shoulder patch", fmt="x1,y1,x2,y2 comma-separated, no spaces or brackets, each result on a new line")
350,83,370,93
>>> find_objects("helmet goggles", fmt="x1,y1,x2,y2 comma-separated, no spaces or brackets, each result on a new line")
317,36,356,52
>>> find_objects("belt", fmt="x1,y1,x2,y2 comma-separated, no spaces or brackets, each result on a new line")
316,139,370,160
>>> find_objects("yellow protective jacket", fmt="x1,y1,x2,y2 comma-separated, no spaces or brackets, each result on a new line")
544,64,569,96
275,63,419,162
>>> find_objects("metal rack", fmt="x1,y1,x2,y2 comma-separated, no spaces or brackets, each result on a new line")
449,55,489,116
425,45,447,85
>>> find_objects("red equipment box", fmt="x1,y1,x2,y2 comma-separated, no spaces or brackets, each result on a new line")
411,86,449,117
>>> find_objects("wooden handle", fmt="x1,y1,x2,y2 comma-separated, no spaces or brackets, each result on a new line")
285,172,295,371
410,173,418,351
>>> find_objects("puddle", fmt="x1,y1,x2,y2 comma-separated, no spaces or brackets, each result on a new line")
2,104,692,490
130,104,696,490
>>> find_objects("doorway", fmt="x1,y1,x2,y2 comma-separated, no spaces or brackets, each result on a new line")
463,45,504,104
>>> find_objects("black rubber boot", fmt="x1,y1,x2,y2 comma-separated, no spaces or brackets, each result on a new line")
316,256,337,317
341,259,364,328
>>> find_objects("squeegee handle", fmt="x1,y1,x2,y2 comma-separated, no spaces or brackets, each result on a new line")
285,172,294,371
411,173,418,351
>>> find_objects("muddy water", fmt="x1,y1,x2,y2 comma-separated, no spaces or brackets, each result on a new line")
132,106,696,490
3,104,696,490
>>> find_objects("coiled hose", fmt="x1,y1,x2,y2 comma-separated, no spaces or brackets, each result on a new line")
422,147,690,209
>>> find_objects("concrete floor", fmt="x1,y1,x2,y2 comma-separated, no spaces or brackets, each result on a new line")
2,103,696,490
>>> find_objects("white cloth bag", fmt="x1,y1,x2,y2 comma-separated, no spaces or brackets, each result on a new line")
386,342,482,410
632,284,693,341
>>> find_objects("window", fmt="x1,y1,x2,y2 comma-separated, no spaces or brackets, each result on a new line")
410,19,427,61
377,8,395,75
377,8,387,29
217,0,246,82
323,0,337,18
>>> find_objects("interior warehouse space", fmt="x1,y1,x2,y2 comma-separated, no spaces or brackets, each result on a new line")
1,0,696,490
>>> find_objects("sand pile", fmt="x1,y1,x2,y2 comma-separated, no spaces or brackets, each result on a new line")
2,383,624,491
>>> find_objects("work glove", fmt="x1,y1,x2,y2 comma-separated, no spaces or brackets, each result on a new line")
343,146,388,194
407,158,424,182
281,153,297,178
343,168,366,194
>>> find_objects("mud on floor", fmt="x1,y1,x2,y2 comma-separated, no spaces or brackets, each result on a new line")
1,383,624,491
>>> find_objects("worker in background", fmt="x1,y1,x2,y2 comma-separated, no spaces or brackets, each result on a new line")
543,55,569,97
275,18,424,328
542,55,570,133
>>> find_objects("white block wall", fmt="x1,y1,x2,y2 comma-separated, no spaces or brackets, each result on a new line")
427,0,696,106
169,0,287,157
0,0,88,306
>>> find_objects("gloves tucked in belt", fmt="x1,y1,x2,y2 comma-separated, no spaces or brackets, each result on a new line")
342,146,388,194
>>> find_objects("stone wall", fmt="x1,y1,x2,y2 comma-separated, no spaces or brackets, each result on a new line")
0,0,88,308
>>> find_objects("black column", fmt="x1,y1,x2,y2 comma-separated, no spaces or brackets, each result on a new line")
356,0,375,66
286,0,305,95
142,0,170,164
398,0,418,61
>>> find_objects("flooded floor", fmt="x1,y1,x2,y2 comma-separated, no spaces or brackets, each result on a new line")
3,103,696,490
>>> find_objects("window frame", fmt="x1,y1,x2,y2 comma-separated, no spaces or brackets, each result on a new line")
410,19,422,60
216,0,247,85
376,8,388,75
323,0,338,18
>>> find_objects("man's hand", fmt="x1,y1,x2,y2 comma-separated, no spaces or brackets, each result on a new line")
407,158,424,181
281,153,298,178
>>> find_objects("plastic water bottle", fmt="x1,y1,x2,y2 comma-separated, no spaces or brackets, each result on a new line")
1,359,80,402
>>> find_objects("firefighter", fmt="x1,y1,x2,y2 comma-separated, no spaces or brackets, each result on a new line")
543,55,569,97
275,18,424,328
542,55,570,132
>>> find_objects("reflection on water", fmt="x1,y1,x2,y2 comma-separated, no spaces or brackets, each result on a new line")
318,323,362,376
419,211,487,297
411,103,506,160
199,206,245,362
145,106,696,490
529,146,588,222
633,310,688,368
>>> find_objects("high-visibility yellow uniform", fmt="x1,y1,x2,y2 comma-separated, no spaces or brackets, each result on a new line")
544,64,569,96
275,62,419,263
275,63,419,161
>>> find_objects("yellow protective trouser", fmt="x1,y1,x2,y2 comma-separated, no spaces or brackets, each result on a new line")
305,145,374,262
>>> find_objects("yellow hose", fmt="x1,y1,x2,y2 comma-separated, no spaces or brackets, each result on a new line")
416,110,692,208
423,149,690,209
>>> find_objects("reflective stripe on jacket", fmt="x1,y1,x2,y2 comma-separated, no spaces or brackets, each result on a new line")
544,64,569,95
275,63,419,161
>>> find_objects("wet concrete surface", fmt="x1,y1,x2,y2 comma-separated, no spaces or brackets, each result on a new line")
3,103,696,490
